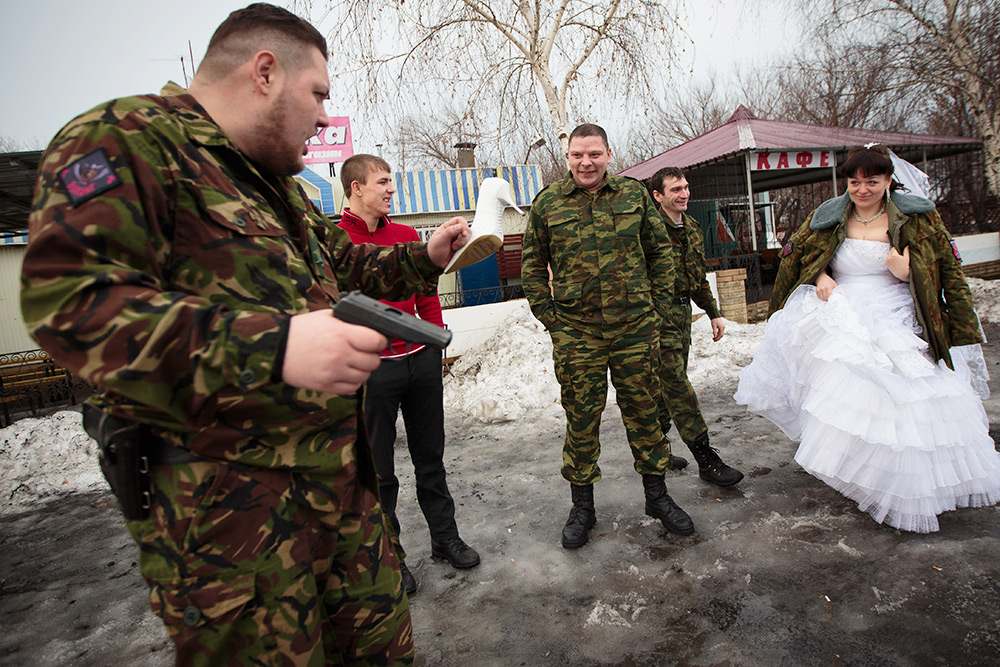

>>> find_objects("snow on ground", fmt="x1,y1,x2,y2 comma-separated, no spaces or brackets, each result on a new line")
3,278,998,513
443,301,563,424
0,410,106,511
442,300,766,425
968,277,1000,326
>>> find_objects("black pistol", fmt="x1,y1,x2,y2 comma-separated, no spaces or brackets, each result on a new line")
333,291,452,349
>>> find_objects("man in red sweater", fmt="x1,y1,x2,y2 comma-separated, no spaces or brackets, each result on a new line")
337,154,480,595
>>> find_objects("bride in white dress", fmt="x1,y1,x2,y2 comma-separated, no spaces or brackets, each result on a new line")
735,144,1000,533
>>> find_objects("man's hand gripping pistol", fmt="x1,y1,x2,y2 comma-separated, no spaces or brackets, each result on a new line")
333,291,452,349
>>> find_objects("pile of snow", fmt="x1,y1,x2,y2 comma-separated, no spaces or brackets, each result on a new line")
687,317,764,389
442,302,762,424
443,301,562,423
0,410,106,511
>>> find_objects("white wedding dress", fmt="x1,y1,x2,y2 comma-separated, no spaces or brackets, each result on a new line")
735,238,1000,532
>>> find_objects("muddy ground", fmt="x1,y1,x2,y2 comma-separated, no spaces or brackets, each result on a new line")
2,325,999,666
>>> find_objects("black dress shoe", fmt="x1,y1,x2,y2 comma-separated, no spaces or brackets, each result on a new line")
431,536,481,569
399,560,417,596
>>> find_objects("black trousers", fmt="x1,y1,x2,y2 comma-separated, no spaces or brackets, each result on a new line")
364,345,458,553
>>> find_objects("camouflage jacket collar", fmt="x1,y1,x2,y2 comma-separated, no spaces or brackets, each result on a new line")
809,189,935,231
552,171,621,197
659,210,694,230
159,81,235,149
158,82,298,203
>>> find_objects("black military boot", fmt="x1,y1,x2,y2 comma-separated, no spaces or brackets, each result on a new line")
642,474,694,535
561,483,596,549
690,433,744,487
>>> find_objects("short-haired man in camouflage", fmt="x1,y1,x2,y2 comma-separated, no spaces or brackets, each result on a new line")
647,167,744,487
521,124,695,549
20,3,471,664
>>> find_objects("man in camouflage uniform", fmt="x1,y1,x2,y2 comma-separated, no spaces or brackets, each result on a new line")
20,4,471,665
647,167,744,487
521,124,695,550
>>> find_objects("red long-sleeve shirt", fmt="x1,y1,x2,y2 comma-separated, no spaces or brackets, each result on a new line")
337,209,446,358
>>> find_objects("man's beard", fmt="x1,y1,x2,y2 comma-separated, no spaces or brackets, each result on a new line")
247,95,306,177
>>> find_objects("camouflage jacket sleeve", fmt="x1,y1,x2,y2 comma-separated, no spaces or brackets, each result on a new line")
930,212,981,347
768,210,841,315
20,99,440,430
327,224,441,301
904,209,982,359
21,117,297,426
520,188,558,328
640,187,674,316
684,215,721,319
768,222,806,315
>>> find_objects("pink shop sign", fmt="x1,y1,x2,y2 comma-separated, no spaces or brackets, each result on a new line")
305,117,354,165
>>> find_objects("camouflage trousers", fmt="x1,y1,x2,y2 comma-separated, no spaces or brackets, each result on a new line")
657,304,708,447
549,316,671,484
127,459,413,666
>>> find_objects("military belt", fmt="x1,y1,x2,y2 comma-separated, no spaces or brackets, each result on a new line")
146,438,202,465
671,296,690,305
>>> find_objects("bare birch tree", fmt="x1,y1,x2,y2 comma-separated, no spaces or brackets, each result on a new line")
808,0,1000,194
304,0,684,163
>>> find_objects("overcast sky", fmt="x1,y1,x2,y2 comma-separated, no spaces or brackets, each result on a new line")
1,1,800,151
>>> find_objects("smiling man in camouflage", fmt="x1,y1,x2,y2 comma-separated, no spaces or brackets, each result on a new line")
20,3,471,664
521,124,695,550
647,167,743,488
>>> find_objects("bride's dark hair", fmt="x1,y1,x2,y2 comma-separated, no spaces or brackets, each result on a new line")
839,144,902,191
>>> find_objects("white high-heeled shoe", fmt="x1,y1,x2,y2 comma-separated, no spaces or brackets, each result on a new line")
444,177,524,274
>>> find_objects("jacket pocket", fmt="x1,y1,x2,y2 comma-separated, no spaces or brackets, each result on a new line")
625,277,653,312
611,202,642,237
169,179,305,308
546,212,582,278
552,280,582,304
151,570,256,634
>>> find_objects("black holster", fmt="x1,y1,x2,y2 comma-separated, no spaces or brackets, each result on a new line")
83,403,151,521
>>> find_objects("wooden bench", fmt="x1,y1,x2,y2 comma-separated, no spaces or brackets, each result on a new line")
0,351,77,427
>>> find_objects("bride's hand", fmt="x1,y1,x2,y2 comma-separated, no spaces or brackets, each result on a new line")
815,271,838,301
886,246,910,282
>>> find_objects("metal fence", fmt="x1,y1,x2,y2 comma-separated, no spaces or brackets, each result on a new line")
439,284,525,309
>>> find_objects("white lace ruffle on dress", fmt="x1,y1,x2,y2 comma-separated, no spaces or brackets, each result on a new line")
734,238,1000,533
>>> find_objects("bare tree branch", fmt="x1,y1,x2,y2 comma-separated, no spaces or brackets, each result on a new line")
805,0,1000,194
304,0,683,168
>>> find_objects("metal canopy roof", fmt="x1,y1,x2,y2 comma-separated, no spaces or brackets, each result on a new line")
619,106,982,197
0,150,43,235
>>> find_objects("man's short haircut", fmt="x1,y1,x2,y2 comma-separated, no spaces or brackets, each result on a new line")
568,124,609,149
647,166,686,198
341,154,392,196
197,3,328,79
